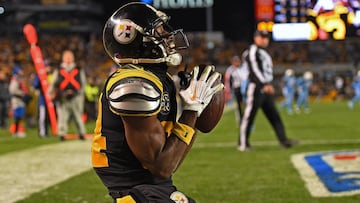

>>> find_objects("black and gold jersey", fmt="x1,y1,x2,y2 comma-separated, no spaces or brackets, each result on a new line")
91,64,178,191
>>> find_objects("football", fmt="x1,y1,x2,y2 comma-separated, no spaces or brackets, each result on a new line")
195,65,225,133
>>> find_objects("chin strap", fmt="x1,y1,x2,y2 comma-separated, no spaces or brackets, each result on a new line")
114,57,164,64
113,53,182,66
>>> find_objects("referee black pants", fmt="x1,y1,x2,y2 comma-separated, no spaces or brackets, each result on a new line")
232,87,243,124
239,82,288,149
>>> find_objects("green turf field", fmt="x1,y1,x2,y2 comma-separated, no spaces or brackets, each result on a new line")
2,101,360,203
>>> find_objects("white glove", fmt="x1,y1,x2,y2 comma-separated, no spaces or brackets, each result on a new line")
179,65,224,116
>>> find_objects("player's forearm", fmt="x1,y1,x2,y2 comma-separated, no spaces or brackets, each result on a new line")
152,136,197,178
172,110,198,167
148,111,198,178
122,113,197,179
177,110,197,128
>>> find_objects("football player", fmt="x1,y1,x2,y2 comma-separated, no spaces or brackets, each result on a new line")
348,70,360,109
91,3,224,203
279,69,296,115
295,71,313,113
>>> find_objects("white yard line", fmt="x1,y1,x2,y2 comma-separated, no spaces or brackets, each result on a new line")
194,138,360,148
0,140,92,203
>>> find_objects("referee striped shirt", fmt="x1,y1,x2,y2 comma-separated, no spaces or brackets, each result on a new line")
243,44,273,86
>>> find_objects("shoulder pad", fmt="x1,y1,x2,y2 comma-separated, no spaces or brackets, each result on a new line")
107,69,163,116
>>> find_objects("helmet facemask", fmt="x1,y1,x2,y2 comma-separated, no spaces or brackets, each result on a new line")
142,14,189,66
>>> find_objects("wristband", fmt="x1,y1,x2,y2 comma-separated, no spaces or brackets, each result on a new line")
171,122,195,145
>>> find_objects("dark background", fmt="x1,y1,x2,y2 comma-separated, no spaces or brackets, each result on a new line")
0,0,255,41
101,0,255,41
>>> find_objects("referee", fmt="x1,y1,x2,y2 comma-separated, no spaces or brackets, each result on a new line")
238,30,297,151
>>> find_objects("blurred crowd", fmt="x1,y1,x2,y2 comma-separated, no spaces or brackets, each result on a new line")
0,33,109,79
0,33,359,136
1,33,359,81
186,35,360,66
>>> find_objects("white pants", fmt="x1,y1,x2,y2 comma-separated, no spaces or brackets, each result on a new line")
56,94,86,136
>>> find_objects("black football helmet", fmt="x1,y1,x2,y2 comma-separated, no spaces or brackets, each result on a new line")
103,2,189,66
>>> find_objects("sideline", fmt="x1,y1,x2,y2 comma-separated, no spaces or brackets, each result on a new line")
0,140,92,203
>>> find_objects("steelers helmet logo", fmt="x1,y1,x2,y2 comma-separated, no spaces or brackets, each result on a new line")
170,191,189,203
113,19,137,44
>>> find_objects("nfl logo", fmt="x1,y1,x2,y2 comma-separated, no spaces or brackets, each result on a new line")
292,150,360,197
